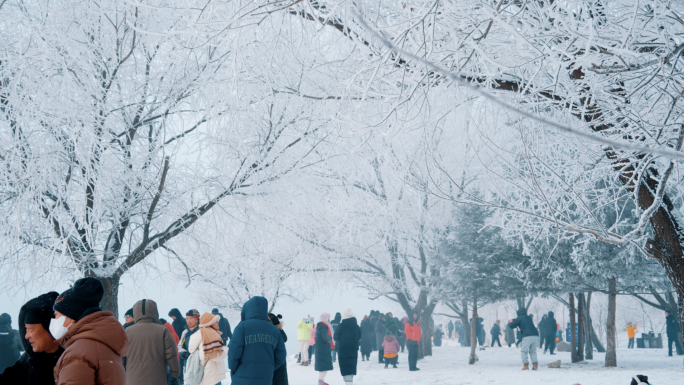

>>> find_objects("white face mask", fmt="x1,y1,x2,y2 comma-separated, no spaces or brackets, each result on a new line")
49,316,72,340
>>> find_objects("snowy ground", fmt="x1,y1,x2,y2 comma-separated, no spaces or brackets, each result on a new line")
277,339,682,385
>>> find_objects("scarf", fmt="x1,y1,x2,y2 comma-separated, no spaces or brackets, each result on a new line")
319,312,335,349
199,312,224,361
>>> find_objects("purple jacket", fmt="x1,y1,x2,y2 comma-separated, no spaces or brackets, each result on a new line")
382,336,400,355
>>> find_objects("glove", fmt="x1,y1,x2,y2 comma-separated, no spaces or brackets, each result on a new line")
180,351,190,360
170,377,180,385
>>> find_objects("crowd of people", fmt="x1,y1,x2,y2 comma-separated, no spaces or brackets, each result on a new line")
0,282,682,385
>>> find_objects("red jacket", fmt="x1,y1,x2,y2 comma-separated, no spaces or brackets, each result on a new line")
163,322,180,356
404,320,422,342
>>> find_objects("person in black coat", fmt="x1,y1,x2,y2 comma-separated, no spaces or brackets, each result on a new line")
476,317,485,346
369,311,378,351
333,308,361,385
434,326,444,347
0,313,23,373
269,313,289,385
490,320,502,347
375,313,386,363
315,313,334,385
0,292,64,385
330,312,341,363
167,308,187,341
509,308,540,370
359,316,373,361
665,311,683,356
212,308,233,345
448,321,454,339
543,311,557,354
396,317,407,352
537,314,547,349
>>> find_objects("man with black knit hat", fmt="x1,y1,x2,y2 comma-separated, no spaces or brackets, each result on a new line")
123,308,135,329
0,313,23,372
177,309,200,385
212,308,232,345
52,277,128,385
0,291,63,385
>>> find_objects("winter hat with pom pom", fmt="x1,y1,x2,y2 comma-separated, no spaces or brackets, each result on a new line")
54,277,104,321
342,308,354,320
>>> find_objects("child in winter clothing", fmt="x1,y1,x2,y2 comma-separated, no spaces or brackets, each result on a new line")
381,334,400,369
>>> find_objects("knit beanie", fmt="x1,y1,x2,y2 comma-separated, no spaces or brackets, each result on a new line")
186,309,200,319
54,277,104,320
212,308,220,315
268,313,282,326
21,292,59,333
125,308,134,318
0,313,11,327
342,308,354,320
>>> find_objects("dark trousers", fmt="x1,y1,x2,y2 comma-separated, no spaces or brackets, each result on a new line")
384,355,398,367
539,334,545,348
544,335,556,354
407,341,419,370
372,336,377,351
516,336,523,347
378,347,385,363
178,359,185,385
477,331,485,346
308,345,313,360
668,336,684,356
448,330,453,338
491,335,501,347
628,338,634,349
399,340,405,352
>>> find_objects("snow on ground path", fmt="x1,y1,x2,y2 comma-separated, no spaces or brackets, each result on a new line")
284,339,682,385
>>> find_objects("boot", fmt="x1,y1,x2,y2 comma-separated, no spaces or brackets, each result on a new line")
522,363,529,370
302,361,309,366
384,362,389,369
393,364,398,368
297,355,301,363
532,362,538,370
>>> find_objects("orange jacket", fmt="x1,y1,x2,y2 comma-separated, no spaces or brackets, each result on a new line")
627,325,638,338
404,320,422,342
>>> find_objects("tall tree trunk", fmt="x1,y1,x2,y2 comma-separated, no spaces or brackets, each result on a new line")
92,274,121,319
606,277,617,367
469,295,478,365
570,293,579,363
585,292,594,360
578,292,585,361
419,309,434,358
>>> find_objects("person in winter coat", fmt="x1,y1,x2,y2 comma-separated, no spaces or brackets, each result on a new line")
396,317,407,352
508,308,539,370
333,308,361,385
448,321,454,339
268,313,288,385
0,292,63,385
0,313,23,373
189,312,228,385
309,321,317,362
177,309,199,385
369,311,378,351
537,314,548,349
543,311,557,355
375,313,386,363
626,322,637,349
330,312,341,363
125,299,180,385
315,313,334,385
123,308,135,329
665,311,683,356
359,316,373,361
433,326,444,347
382,334,400,369
404,312,422,372
296,316,314,365
168,309,188,343
490,320,502,347
212,308,233,345
52,277,128,385
476,317,485,346
228,297,286,385
504,320,516,348
383,313,398,336
456,320,465,346
160,318,180,385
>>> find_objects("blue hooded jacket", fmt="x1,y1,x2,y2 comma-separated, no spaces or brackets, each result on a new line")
228,296,286,385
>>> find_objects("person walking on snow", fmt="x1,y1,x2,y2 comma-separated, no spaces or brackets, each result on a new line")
665,310,683,356
125,299,180,385
52,277,128,385
382,334,400,369
448,320,454,339
228,297,285,385
330,312,341,363
404,312,421,372
269,313,289,385
543,312,557,355
333,308,361,385
177,309,200,385
626,322,637,349
375,313,386,363
434,326,444,347
504,320,516,348
189,312,228,385
296,316,314,366
508,308,539,370
359,316,373,361
490,320,502,347
0,292,63,385
476,317,485,346
314,313,334,385
0,313,24,373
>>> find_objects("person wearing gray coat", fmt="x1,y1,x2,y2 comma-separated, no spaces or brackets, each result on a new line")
375,313,386,364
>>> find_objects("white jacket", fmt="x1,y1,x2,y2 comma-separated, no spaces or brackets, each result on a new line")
187,331,228,385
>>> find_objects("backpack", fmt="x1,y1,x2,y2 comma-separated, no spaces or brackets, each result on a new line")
183,349,205,385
